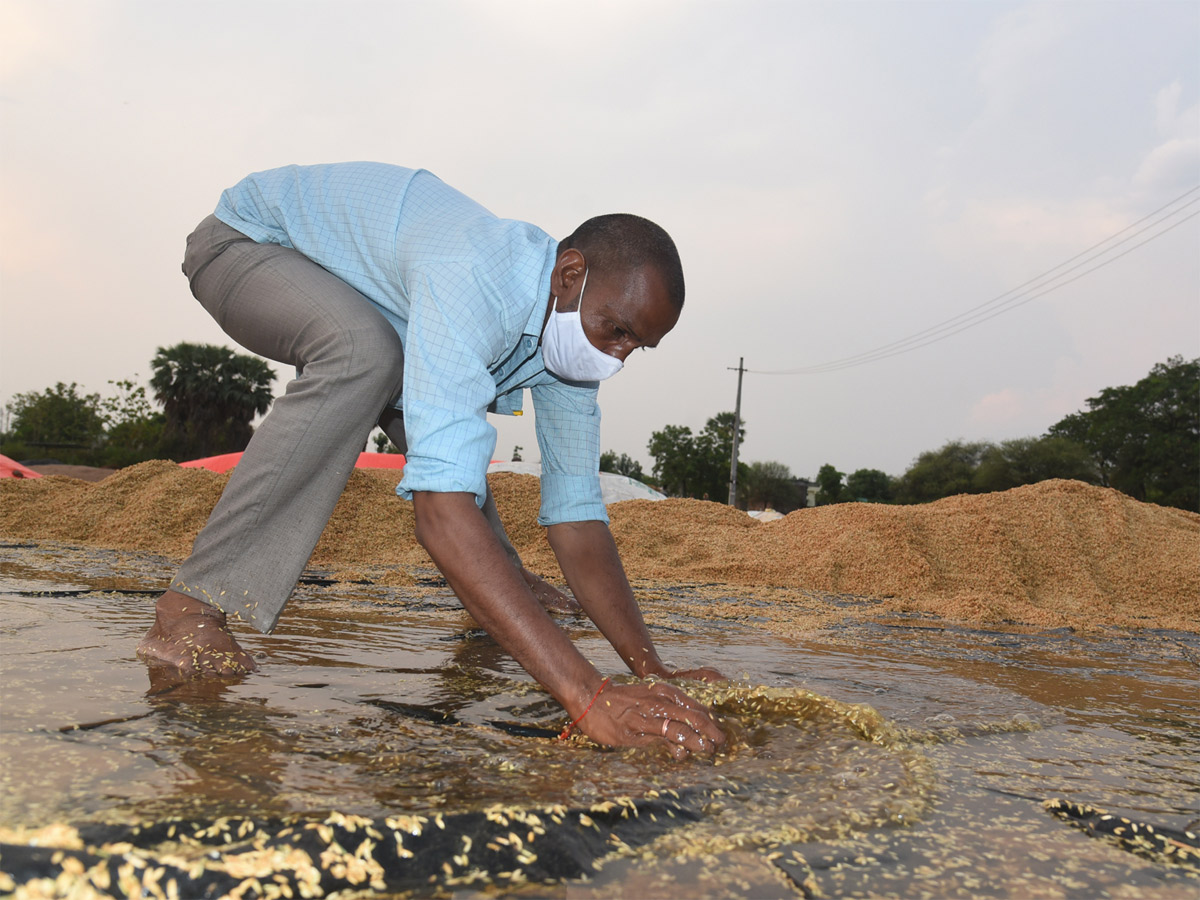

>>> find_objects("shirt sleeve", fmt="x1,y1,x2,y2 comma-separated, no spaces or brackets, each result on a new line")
532,379,608,525
396,267,500,507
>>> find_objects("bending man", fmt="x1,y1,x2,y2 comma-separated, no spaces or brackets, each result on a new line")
138,163,725,758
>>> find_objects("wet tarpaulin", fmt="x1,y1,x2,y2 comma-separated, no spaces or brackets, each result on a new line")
0,684,932,898
1046,799,1200,873
6,796,1197,898
0,792,703,898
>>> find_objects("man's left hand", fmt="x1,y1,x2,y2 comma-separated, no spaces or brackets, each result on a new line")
666,666,728,683
521,568,582,614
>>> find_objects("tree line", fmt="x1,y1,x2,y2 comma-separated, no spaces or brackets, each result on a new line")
636,356,1197,513
5,352,1195,513
2,343,274,467
637,411,807,512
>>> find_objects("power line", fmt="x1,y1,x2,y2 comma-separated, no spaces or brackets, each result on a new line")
761,206,1199,375
749,186,1200,376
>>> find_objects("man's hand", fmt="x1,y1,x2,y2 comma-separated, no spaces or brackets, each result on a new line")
521,568,582,614
576,681,726,761
414,492,724,759
665,665,728,683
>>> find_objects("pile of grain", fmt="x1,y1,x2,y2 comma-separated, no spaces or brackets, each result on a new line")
0,460,229,558
2,463,1197,631
0,461,432,568
593,480,1200,631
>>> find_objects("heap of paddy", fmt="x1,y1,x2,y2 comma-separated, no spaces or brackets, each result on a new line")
1,461,1197,634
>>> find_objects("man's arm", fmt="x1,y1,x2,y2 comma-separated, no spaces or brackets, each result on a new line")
546,520,727,683
412,491,724,757
480,484,580,613
527,381,724,683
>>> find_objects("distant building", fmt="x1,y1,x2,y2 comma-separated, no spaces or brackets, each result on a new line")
801,479,818,507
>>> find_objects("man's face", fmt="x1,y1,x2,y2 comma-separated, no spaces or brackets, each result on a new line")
558,262,681,363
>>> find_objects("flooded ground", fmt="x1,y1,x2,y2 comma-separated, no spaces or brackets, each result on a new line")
1,540,1197,898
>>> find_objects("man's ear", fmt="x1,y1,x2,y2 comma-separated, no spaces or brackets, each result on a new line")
550,248,587,308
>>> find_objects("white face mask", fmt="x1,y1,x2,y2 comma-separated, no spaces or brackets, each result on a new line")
540,269,624,382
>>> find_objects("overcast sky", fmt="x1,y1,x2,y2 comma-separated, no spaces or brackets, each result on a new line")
2,0,1197,480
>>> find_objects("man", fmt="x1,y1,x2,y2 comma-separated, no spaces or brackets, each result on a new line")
138,163,725,759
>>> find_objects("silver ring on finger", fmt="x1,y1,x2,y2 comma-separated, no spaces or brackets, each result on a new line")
661,718,671,737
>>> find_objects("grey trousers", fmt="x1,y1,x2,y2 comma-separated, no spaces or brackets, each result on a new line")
173,215,518,633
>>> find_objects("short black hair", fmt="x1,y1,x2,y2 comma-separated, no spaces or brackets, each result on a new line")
560,214,684,310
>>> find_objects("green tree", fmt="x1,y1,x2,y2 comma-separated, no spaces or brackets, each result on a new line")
99,377,166,468
647,424,697,497
648,412,746,501
694,412,745,501
2,382,107,464
844,468,894,503
972,435,1097,494
373,431,394,453
894,440,991,504
1049,355,1198,510
150,342,275,460
600,450,645,482
100,377,157,428
815,463,844,505
740,460,802,512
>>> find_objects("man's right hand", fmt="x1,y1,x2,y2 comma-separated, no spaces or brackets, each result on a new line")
412,492,725,760
575,681,726,760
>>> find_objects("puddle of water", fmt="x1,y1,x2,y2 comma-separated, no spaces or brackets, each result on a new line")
0,542,1197,898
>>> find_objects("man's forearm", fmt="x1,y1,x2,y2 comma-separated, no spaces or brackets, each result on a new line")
546,520,671,679
412,491,603,716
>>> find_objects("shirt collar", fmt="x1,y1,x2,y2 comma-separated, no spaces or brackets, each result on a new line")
523,240,560,337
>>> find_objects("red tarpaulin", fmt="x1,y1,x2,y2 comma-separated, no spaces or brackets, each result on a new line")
0,455,42,479
179,452,408,473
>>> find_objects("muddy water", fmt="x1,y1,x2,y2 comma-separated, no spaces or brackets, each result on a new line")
0,541,1197,898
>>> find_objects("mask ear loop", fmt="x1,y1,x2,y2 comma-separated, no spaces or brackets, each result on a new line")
574,268,589,313
541,266,588,341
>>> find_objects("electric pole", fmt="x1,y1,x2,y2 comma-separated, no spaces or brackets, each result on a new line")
728,357,744,506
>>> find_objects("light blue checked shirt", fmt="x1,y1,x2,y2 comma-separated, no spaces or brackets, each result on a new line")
214,162,607,525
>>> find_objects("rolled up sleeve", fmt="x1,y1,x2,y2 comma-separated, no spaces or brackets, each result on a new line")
532,379,607,525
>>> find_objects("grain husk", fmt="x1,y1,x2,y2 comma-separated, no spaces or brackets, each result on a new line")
1,464,1196,632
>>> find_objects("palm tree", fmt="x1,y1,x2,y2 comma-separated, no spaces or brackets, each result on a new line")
150,342,275,459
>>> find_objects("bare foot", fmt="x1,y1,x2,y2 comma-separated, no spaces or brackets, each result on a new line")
521,568,582,614
137,590,258,676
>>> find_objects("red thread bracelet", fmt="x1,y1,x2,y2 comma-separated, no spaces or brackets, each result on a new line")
559,677,611,740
